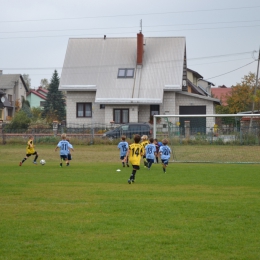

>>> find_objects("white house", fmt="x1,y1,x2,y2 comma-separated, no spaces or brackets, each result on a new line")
59,33,220,129
0,71,28,121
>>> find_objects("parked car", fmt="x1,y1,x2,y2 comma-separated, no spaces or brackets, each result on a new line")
103,122,153,139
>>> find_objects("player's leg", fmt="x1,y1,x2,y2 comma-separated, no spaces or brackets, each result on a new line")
60,156,63,167
147,159,153,169
33,151,38,164
126,156,129,167
120,156,125,167
20,154,31,166
128,165,139,184
161,160,166,173
143,156,148,167
67,154,71,166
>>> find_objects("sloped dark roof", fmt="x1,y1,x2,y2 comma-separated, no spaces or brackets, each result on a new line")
187,79,207,96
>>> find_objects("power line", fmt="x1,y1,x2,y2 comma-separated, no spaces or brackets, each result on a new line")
0,51,253,71
1,19,260,34
1,24,260,40
205,61,256,80
0,5,259,23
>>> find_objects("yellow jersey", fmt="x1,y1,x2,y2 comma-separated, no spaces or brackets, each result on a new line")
141,140,149,154
128,143,144,166
26,139,35,154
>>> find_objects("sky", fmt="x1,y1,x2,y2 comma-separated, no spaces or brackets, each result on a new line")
0,0,260,89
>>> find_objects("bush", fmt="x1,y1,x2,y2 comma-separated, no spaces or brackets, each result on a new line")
5,111,31,131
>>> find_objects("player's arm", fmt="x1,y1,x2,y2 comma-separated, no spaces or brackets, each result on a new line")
124,147,130,162
69,144,74,152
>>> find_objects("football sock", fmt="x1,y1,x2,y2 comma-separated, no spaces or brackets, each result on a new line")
22,158,27,163
34,155,38,161
131,170,136,180
60,163,62,167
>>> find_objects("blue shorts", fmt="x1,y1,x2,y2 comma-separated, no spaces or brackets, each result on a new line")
60,155,68,160
161,159,169,165
120,155,126,160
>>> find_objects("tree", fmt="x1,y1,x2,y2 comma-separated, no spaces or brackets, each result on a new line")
225,72,260,114
42,70,66,122
22,74,31,89
40,78,49,89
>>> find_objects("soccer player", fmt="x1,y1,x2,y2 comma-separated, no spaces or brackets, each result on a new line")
55,133,74,167
117,135,129,167
66,137,74,166
125,134,144,184
159,139,172,173
19,135,39,166
154,138,162,163
145,138,157,170
141,135,149,167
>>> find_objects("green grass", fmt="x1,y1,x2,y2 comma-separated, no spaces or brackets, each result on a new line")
0,145,260,259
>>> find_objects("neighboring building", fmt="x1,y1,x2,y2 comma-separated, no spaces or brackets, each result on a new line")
211,85,232,106
26,86,48,109
0,70,28,121
59,33,220,130
187,68,215,97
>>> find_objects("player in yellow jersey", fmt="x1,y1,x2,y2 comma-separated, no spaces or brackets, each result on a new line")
141,135,149,167
19,135,39,166
124,134,144,184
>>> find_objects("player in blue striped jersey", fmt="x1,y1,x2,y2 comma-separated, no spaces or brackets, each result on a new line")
118,135,129,167
159,139,171,173
55,133,74,167
145,138,157,170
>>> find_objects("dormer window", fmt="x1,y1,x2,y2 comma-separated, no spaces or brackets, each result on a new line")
117,68,135,78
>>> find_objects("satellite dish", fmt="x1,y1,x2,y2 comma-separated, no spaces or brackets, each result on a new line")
1,96,5,103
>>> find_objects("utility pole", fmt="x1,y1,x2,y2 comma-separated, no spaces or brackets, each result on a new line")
249,47,260,129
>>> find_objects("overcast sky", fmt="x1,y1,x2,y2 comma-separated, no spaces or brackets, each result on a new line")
0,0,260,89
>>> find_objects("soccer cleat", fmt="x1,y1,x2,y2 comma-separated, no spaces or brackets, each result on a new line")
127,164,129,167
60,163,62,167
19,162,22,166
132,179,135,183
128,179,132,184
33,161,37,164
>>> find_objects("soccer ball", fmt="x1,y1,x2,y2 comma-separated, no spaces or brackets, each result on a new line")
40,159,46,165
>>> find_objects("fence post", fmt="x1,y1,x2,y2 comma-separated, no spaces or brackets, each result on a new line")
184,121,190,139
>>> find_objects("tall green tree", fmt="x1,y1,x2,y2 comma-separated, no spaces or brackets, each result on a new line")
42,70,66,122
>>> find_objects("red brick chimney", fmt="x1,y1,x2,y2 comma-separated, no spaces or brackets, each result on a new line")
137,32,144,65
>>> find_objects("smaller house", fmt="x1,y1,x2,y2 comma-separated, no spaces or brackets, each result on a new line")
0,70,28,121
211,85,232,106
26,86,48,109
187,68,215,97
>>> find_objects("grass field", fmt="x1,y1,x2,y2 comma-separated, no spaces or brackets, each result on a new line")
0,145,260,260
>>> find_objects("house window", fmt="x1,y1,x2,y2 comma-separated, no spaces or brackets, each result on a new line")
40,101,45,107
117,68,135,78
77,103,92,117
150,105,160,116
100,104,105,109
8,95,12,103
114,109,129,123
7,108,12,117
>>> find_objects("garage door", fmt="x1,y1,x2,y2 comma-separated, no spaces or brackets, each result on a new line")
179,106,206,134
